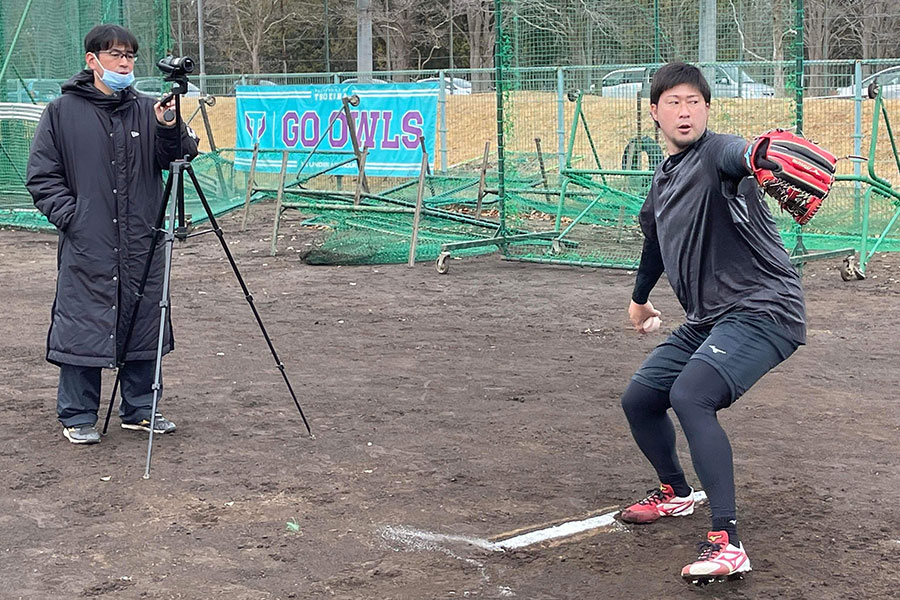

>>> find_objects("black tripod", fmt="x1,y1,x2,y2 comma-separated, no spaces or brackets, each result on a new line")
101,61,311,478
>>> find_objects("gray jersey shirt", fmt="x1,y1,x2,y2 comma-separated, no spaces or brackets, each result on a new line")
639,130,806,344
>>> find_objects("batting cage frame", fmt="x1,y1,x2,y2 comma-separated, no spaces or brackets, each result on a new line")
3,0,900,272
432,0,900,275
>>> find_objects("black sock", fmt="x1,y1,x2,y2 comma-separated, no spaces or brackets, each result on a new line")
664,475,692,498
712,517,739,547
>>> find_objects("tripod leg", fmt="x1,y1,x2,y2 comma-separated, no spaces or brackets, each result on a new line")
144,185,180,479
184,164,313,437
102,169,176,434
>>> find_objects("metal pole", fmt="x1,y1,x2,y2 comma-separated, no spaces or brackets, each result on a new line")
408,145,429,267
177,0,184,56
438,69,448,172
324,0,331,72
0,0,35,85
853,60,863,227
556,67,565,175
197,0,207,94
357,0,373,82
449,0,454,70
794,0,804,135
494,0,507,235
698,0,716,85
654,0,660,64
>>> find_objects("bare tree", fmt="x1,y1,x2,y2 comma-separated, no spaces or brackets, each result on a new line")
374,0,446,75
227,0,296,74
847,0,900,61
457,0,495,91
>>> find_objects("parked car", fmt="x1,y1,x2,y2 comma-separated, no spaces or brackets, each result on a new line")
132,77,201,98
4,79,61,103
341,77,390,85
834,66,900,99
600,66,775,99
416,76,472,95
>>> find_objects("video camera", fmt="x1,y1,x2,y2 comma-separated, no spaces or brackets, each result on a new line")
157,55,194,79
156,55,198,121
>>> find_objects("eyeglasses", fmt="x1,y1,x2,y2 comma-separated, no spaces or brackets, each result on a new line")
98,50,137,62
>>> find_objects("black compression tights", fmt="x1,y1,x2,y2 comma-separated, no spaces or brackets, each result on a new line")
620,359,736,526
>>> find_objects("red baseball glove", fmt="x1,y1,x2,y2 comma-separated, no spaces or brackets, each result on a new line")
745,129,837,225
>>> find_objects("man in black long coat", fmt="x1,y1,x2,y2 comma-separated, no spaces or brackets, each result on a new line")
27,24,199,444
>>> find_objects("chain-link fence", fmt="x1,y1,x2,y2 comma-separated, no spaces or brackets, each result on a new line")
4,62,900,262
1,0,170,85
3,0,900,269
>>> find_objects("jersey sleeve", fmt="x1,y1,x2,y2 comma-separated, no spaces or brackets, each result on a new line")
712,134,751,181
632,195,664,304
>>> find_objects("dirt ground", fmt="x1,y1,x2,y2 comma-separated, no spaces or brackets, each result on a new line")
1,202,899,600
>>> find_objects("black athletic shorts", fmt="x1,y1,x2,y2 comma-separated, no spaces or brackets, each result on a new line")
631,311,801,403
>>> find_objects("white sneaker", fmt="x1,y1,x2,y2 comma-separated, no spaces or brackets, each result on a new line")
619,484,695,524
681,530,751,585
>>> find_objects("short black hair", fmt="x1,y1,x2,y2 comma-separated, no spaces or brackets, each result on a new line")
84,24,139,55
650,62,710,105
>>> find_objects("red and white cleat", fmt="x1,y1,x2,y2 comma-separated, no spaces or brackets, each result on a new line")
681,530,752,585
619,484,695,524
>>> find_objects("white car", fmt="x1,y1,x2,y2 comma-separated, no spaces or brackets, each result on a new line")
341,77,390,85
417,76,472,95
834,67,900,99
132,77,201,98
600,66,775,99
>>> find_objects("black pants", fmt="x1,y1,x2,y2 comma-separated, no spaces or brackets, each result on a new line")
622,312,799,525
57,360,160,427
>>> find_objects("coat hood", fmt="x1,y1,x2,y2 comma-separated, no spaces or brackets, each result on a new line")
61,69,138,110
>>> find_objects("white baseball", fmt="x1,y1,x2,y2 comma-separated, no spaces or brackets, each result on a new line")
642,316,661,333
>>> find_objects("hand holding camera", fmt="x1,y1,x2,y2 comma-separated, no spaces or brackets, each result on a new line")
156,55,195,124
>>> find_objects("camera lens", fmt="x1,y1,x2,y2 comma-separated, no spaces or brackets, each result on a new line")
157,55,195,75
176,57,195,73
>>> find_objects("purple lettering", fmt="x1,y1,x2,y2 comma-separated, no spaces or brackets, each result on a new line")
380,111,400,149
328,111,348,147
300,112,319,146
282,111,300,147
401,111,424,149
355,111,381,149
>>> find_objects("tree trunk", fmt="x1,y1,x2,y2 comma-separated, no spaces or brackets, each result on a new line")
465,0,494,92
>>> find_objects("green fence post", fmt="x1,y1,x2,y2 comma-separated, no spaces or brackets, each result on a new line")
853,60,863,228
556,67,565,175
794,0,804,135
494,0,507,237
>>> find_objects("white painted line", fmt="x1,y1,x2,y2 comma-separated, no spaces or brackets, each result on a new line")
381,491,708,553
495,513,621,549
496,491,707,549
381,525,500,552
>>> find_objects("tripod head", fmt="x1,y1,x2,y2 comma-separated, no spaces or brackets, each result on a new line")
155,55,196,239
157,55,195,124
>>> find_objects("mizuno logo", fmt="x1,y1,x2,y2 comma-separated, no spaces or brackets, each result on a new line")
131,131,140,137
709,345,727,354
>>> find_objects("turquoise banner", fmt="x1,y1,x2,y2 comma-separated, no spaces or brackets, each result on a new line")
235,83,438,177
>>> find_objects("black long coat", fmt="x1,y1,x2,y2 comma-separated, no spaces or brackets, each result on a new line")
27,70,199,367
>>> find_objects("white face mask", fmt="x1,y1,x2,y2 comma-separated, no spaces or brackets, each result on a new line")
93,53,135,92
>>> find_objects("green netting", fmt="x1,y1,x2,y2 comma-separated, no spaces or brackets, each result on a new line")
1,0,170,89
5,0,900,269
300,209,498,266
0,121,252,232
268,163,507,265
1,0,179,230
0,105,45,229
480,0,900,271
